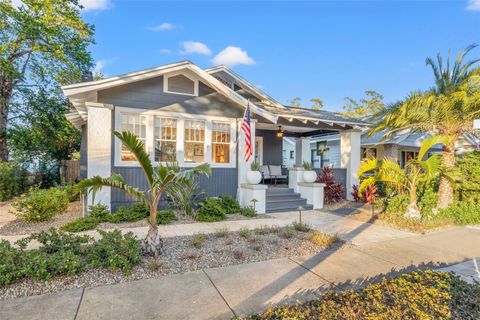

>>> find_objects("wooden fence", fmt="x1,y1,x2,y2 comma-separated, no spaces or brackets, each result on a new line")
60,160,80,184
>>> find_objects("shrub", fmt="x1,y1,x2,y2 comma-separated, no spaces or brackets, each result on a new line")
279,226,295,239
169,179,204,217
89,203,111,220
156,209,177,225
0,228,142,286
239,227,252,239
190,233,207,248
254,225,271,235
418,182,438,216
307,231,340,247
196,198,227,222
239,206,256,217
220,196,241,214
457,151,480,203
292,221,311,232
58,183,79,202
214,227,229,238
0,162,30,201
61,216,100,233
108,202,148,223
317,167,344,204
12,187,69,222
438,202,480,225
384,193,410,214
239,270,480,319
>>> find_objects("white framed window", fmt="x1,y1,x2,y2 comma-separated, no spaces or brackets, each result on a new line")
154,117,177,162
163,72,199,96
212,121,231,163
120,113,147,162
184,120,205,163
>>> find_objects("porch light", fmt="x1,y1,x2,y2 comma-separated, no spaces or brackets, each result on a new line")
276,126,284,138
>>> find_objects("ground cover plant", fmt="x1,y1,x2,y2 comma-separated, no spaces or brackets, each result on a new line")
239,270,480,320
0,228,141,287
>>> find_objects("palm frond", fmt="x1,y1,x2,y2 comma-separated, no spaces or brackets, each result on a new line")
417,135,449,160
358,158,378,177
113,131,154,187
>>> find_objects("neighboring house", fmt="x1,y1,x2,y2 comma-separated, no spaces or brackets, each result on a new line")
62,61,368,210
307,130,479,169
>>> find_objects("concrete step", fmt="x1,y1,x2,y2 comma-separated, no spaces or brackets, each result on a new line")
266,193,302,201
266,203,313,213
266,188,295,195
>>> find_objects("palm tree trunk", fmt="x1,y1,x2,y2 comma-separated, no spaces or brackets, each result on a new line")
143,202,163,256
437,142,456,209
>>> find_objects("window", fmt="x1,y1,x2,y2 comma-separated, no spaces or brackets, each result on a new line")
165,74,196,95
184,120,205,162
289,150,294,159
154,117,177,162
212,121,231,163
120,113,147,161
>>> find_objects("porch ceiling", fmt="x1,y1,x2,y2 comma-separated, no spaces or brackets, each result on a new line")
256,122,338,137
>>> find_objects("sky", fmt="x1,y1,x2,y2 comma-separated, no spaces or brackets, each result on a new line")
78,0,480,112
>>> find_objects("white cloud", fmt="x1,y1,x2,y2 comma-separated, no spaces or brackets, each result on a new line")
212,46,255,67
159,48,172,54
93,59,110,74
147,22,175,32
466,0,480,11
180,41,212,55
79,0,112,12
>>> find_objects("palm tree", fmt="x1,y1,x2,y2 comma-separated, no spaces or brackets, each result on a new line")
75,131,211,256
358,136,447,218
371,45,480,209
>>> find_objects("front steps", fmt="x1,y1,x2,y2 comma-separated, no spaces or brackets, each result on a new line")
266,188,313,213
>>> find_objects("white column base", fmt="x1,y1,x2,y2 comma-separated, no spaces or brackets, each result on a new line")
240,184,267,214
298,182,325,209
288,167,304,193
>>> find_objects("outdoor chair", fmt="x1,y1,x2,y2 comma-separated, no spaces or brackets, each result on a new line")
259,165,271,184
269,165,288,184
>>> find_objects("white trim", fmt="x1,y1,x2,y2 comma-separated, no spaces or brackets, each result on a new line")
163,70,199,97
113,106,237,168
255,136,264,165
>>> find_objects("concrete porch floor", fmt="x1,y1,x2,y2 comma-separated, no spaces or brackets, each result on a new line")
1,210,480,320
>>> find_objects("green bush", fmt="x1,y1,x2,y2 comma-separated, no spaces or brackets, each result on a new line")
438,202,480,225
0,162,30,201
156,209,177,225
384,193,410,214
0,228,142,286
108,202,149,223
196,198,227,222
239,270,480,319
239,206,256,217
12,187,69,222
58,183,79,202
418,183,438,216
219,196,240,214
457,151,480,203
89,203,111,220
61,216,100,232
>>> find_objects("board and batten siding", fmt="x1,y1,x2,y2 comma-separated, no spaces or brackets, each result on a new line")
256,129,283,166
110,167,237,210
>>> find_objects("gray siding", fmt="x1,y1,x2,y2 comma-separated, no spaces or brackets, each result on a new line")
257,129,283,165
110,167,237,210
79,124,88,179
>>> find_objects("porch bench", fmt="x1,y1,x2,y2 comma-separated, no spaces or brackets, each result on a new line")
260,165,288,184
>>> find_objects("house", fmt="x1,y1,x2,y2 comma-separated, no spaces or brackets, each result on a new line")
307,130,479,169
62,61,368,212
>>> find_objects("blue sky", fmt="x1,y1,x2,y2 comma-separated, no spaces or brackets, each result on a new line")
80,0,480,112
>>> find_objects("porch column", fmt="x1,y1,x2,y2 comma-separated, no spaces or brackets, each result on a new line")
87,104,113,211
295,137,310,166
237,120,255,200
340,129,361,201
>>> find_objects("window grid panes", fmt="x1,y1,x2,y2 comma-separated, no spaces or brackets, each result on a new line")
212,122,231,163
154,117,177,162
184,120,205,163
121,114,147,161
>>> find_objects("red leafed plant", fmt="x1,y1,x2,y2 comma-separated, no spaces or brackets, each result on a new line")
317,167,345,204
352,184,378,204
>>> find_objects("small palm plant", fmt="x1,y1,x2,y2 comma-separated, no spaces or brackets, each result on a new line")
75,131,211,256
358,136,449,218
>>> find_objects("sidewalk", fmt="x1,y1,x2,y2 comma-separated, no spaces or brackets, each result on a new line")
1,216,479,320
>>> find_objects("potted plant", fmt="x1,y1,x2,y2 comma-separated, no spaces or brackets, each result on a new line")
246,161,262,184
302,161,317,183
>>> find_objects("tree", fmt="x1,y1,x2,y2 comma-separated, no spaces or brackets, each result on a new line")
0,0,94,161
358,136,447,218
289,97,301,108
310,98,324,110
76,131,211,256
371,45,480,209
342,90,385,119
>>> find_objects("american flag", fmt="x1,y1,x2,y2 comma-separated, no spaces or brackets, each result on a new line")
242,103,253,161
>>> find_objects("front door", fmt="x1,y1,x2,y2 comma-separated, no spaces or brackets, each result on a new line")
255,137,263,165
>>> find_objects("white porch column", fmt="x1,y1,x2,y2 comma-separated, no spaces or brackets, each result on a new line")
295,137,311,166
87,104,113,211
340,129,361,201
237,120,255,201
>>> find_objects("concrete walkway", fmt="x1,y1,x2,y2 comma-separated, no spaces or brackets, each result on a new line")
1,213,480,320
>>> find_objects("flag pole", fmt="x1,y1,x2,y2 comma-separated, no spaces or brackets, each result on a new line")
236,100,250,201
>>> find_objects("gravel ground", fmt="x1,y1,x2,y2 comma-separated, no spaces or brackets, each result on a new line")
0,226,343,300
